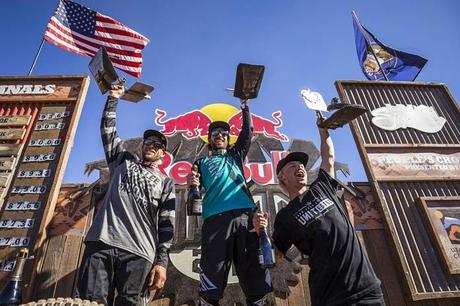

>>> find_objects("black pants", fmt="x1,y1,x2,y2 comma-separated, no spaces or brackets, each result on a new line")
342,287,386,306
199,208,273,302
77,241,152,306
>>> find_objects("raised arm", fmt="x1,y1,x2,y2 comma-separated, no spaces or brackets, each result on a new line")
101,86,125,164
233,99,253,159
318,117,335,178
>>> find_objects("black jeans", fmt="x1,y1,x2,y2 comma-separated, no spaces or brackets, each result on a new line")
199,209,273,302
77,241,152,306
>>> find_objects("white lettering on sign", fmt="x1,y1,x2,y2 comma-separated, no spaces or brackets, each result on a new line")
38,111,70,121
369,152,460,179
17,169,51,178
0,219,34,229
11,185,47,194
0,260,15,271
0,237,29,247
5,201,41,211
29,138,61,146
23,153,56,162
35,122,65,130
0,84,56,95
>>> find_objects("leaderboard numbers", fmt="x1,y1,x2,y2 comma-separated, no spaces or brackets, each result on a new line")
0,237,29,247
0,260,15,271
0,111,71,250
35,122,65,131
38,111,70,121
11,185,47,194
0,219,34,229
5,201,41,211
17,169,51,178
23,153,56,163
29,138,61,146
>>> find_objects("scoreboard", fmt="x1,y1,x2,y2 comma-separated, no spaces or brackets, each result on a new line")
0,76,89,290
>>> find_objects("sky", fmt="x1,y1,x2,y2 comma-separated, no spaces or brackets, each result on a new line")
1,0,460,184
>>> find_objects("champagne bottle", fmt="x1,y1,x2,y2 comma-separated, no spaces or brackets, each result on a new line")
187,165,202,216
258,229,275,269
0,248,29,306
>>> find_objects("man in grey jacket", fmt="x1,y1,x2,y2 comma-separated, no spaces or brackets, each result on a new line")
77,86,176,306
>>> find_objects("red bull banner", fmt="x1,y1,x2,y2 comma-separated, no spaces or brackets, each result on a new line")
155,103,288,143
154,103,292,185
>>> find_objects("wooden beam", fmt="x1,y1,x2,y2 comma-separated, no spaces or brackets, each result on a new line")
0,115,31,127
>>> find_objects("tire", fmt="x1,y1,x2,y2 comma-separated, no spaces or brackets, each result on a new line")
21,297,103,306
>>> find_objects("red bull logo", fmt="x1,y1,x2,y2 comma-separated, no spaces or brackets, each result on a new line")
155,103,289,143
155,109,211,139
228,111,288,141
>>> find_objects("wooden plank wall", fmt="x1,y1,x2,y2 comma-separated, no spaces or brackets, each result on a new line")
335,81,460,301
32,184,94,300
25,182,460,305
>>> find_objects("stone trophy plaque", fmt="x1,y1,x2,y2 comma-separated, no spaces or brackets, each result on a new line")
89,47,154,102
233,63,265,99
300,89,367,129
88,46,118,94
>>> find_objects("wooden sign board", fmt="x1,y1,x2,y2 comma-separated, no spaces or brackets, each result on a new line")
417,197,460,274
0,145,21,157
336,80,460,301
0,115,31,127
0,75,89,301
0,173,10,187
369,152,460,180
0,157,16,171
0,128,25,140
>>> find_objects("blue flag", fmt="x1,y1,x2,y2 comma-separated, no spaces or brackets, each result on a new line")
352,11,427,81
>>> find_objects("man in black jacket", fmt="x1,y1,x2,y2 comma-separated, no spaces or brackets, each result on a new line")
253,117,384,306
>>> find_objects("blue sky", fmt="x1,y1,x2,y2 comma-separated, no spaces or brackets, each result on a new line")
1,0,459,184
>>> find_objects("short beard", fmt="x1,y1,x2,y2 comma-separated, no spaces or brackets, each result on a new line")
142,152,161,163
209,139,228,151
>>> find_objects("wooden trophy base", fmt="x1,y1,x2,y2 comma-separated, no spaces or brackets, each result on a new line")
319,105,367,130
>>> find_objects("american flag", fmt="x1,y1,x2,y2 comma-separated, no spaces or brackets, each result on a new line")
44,0,149,77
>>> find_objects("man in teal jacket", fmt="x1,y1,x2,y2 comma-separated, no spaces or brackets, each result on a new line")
187,98,272,306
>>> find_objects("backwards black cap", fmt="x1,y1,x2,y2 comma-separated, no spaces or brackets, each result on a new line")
276,152,309,175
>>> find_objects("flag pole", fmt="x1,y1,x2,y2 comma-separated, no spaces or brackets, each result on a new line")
28,38,46,76
352,11,389,81
28,0,61,76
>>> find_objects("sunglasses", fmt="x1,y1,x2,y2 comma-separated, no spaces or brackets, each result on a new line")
143,139,165,150
210,129,229,137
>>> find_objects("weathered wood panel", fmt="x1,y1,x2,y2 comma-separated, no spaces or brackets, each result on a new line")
0,115,31,127
336,81,460,301
0,128,26,140
0,144,21,157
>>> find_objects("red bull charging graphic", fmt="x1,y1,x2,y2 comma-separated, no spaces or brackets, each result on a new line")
155,103,288,143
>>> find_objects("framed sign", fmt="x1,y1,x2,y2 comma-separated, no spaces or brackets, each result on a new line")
418,197,460,274
0,75,89,299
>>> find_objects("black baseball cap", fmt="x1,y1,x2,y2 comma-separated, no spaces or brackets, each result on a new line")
208,121,230,135
143,129,167,148
276,152,309,175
